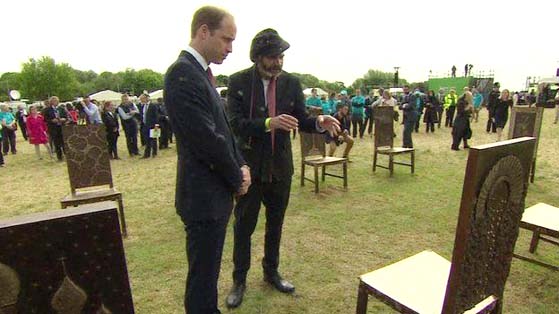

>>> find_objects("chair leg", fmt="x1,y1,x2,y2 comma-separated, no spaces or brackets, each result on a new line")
322,165,326,182
373,150,377,172
356,281,369,314
529,231,540,253
389,154,394,177
118,196,128,238
411,150,415,174
530,158,536,183
61,202,68,209
301,162,305,187
314,166,319,193
343,162,348,189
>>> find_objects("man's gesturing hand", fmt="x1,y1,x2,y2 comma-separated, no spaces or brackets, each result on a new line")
269,114,298,131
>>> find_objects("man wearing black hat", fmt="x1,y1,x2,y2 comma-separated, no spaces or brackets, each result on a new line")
225,28,340,308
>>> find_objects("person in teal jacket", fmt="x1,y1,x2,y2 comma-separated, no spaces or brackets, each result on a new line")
320,96,334,115
0,123,4,166
305,88,322,113
351,88,366,138
472,88,484,122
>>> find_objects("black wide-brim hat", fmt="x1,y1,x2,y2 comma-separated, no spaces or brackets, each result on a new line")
250,28,290,62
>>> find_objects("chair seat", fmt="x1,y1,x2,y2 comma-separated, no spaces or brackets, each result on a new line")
360,250,450,314
377,147,415,154
61,188,121,204
520,203,559,234
304,156,347,166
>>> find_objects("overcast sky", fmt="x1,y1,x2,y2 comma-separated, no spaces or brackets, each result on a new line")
2,0,558,91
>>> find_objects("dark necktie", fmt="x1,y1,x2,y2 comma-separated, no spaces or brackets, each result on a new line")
207,67,216,88
267,76,277,153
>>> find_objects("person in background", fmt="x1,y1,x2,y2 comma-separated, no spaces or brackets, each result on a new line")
43,96,66,161
424,90,439,133
327,104,353,159
101,101,120,160
0,104,18,155
554,91,559,124
495,89,512,141
157,97,171,150
140,94,160,159
305,88,323,115
472,88,483,122
436,88,445,128
451,91,473,150
363,90,376,137
15,104,28,141
25,105,53,160
486,82,500,133
444,88,458,127
82,96,102,124
118,94,140,157
0,124,3,166
512,91,519,106
351,88,366,138
320,95,334,116
66,103,79,124
399,85,417,148
413,89,425,133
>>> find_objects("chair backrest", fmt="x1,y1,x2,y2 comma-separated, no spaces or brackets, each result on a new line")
507,106,543,160
62,125,113,194
300,132,326,158
442,137,536,314
373,106,395,148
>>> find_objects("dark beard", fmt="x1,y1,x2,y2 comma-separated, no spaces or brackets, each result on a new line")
257,62,282,79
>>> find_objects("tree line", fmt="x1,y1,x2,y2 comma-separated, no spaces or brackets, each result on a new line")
0,56,410,102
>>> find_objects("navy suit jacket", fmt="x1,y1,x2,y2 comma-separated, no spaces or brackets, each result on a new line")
164,51,245,222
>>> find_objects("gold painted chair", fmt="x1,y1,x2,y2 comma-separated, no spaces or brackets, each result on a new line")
60,125,127,237
372,106,414,177
356,137,536,314
300,132,347,193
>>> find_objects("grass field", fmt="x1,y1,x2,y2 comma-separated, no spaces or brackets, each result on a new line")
2,108,558,313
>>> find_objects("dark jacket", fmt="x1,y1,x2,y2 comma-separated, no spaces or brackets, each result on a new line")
101,111,119,135
139,102,160,129
227,66,317,182
399,93,418,123
164,51,245,222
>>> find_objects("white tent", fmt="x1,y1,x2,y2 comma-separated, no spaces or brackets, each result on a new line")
149,89,164,100
303,87,328,97
89,90,123,105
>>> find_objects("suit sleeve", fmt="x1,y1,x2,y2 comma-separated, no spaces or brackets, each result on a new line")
227,73,268,138
165,63,242,192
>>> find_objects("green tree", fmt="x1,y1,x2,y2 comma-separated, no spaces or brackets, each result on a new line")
216,74,228,87
353,69,409,91
119,68,163,95
0,72,22,101
20,56,80,101
94,71,124,92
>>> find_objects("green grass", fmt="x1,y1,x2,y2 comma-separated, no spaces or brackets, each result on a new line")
2,108,559,313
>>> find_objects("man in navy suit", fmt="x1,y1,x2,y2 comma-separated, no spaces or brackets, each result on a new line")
164,6,250,314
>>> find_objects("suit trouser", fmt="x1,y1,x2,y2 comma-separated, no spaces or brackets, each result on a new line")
403,119,415,148
486,114,496,133
48,127,64,160
142,127,157,157
1,128,16,154
18,122,28,140
159,121,170,149
351,116,364,138
106,133,119,158
232,177,291,283
184,217,228,314
445,107,456,127
123,123,139,155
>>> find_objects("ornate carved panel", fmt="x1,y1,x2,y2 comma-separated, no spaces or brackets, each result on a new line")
373,106,395,148
0,202,134,313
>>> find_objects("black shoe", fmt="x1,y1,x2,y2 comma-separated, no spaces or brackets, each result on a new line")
264,273,295,293
226,281,246,309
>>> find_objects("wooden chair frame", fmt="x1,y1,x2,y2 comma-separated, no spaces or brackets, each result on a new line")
507,106,543,183
300,132,347,193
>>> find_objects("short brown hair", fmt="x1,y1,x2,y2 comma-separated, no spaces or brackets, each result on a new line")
191,6,230,39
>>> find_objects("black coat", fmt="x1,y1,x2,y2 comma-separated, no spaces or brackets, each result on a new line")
164,51,245,222
101,111,119,135
139,102,160,129
227,66,317,182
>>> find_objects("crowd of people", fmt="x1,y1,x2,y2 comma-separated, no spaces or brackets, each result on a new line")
0,93,173,166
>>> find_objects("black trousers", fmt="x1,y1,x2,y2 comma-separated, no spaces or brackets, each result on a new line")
122,123,139,156
403,119,415,148
426,122,435,133
184,217,228,314
106,133,119,159
351,116,364,138
232,177,291,283
18,122,28,140
0,142,4,165
414,114,422,132
1,128,16,154
486,115,496,133
142,127,157,157
445,107,456,127
48,127,64,160
159,121,170,149
363,114,373,135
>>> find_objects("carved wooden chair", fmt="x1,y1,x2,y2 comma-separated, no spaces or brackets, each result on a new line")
513,203,559,271
300,132,347,193
60,125,127,237
372,106,414,177
507,106,543,183
356,137,536,314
